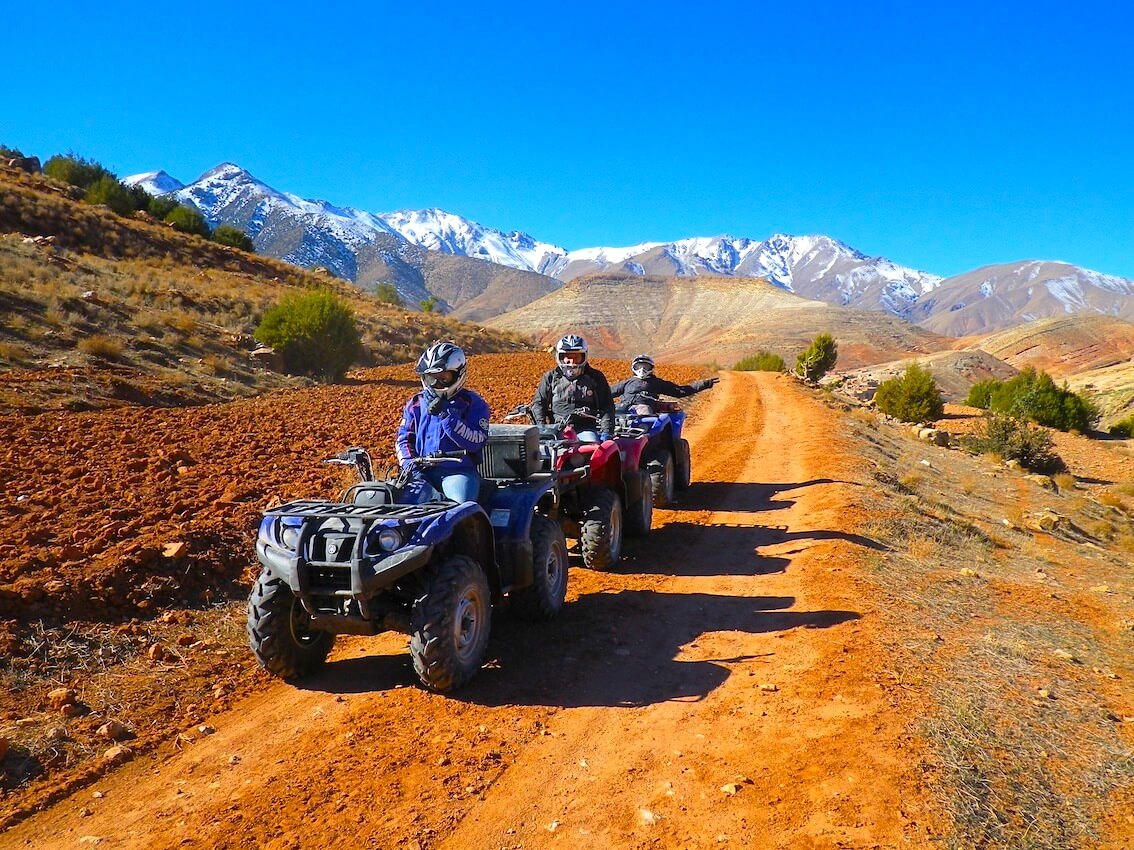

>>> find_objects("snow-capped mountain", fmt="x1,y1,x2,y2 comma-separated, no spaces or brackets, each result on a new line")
127,170,184,197
916,261,1134,336
125,163,1134,334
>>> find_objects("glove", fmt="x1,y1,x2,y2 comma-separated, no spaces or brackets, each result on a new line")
695,378,719,391
427,393,447,415
600,432,611,443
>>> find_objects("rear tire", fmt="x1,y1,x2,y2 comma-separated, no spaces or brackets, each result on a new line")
625,471,653,537
649,450,675,507
675,438,692,490
511,515,569,620
247,571,334,680
580,488,623,570
410,555,491,692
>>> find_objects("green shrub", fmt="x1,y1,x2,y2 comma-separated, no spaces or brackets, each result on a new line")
0,143,25,158
966,414,1064,473
420,296,439,313
733,351,786,372
164,205,211,237
978,367,1098,432
44,153,116,190
965,379,998,409
213,224,254,252
84,175,137,216
794,333,838,382
147,195,178,220
255,289,361,381
373,282,403,307
1109,415,1134,438
874,363,945,423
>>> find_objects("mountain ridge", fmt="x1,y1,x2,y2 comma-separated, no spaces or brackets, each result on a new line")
125,164,1134,334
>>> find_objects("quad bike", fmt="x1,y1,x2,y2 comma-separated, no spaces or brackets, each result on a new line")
615,395,692,508
247,431,568,693
504,405,652,570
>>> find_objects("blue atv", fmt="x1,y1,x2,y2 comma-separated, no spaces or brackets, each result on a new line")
615,396,692,508
247,425,567,692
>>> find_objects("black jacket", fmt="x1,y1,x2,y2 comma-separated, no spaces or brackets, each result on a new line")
532,364,616,434
611,374,715,408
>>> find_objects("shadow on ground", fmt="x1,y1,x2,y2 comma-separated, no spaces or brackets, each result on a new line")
301,591,860,708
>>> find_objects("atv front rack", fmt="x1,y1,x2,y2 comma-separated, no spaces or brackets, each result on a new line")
265,499,455,521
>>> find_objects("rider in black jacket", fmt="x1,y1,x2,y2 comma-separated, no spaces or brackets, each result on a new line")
532,334,615,441
611,353,718,412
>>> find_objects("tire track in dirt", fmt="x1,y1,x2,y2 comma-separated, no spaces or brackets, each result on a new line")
3,372,945,849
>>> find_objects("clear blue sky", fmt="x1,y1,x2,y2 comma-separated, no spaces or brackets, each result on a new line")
3,0,1132,278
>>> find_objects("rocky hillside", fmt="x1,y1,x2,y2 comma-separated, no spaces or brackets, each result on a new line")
0,164,529,412
486,272,951,369
966,314,1134,377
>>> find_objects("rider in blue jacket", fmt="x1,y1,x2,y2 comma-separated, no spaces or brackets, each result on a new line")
396,341,491,503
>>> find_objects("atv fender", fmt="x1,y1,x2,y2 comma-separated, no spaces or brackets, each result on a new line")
414,503,500,597
485,478,559,590
586,440,625,497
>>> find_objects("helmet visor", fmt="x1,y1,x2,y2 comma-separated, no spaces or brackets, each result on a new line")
422,370,458,390
559,351,585,366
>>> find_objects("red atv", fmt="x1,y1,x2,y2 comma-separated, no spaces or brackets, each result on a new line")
504,406,652,570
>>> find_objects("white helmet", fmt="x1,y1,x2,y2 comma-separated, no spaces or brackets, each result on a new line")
416,341,467,400
631,353,655,379
555,334,588,379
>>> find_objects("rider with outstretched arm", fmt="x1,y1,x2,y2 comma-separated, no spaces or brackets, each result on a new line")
532,334,615,442
611,353,718,413
396,341,490,503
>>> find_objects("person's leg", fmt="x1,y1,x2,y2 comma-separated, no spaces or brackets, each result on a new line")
400,473,439,504
439,470,481,503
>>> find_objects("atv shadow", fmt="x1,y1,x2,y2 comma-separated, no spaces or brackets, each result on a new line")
299,591,860,706
674,478,850,513
465,590,860,708
619,521,792,576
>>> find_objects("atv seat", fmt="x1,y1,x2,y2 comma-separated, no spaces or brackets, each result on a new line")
345,483,400,507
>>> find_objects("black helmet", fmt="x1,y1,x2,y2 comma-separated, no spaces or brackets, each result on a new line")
631,353,655,379
415,341,467,400
555,334,588,379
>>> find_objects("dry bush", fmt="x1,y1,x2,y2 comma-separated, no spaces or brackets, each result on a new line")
0,341,32,363
1052,473,1077,493
76,335,123,360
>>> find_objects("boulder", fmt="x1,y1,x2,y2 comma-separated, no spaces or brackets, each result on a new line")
6,155,41,173
250,346,284,371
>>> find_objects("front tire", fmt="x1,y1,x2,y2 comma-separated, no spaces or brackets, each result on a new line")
675,438,692,490
511,515,569,620
247,572,335,680
580,488,623,570
625,471,653,537
649,450,675,507
410,555,492,692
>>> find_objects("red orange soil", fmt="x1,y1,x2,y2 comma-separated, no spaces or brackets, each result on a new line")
2,364,948,848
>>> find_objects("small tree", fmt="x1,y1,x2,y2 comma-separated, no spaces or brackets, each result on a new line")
873,363,945,423
84,175,137,216
420,296,439,313
164,204,211,237
147,195,178,220
966,414,1064,473
794,333,838,382
44,153,116,190
733,351,786,372
255,289,361,381
965,379,999,409
373,282,403,307
213,224,254,251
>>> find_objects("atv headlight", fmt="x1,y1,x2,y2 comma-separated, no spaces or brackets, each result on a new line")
376,528,402,552
280,525,301,551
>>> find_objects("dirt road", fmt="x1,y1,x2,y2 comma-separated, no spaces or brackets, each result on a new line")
4,372,944,849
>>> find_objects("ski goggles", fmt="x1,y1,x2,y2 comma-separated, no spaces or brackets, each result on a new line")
421,370,458,389
558,351,585,365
